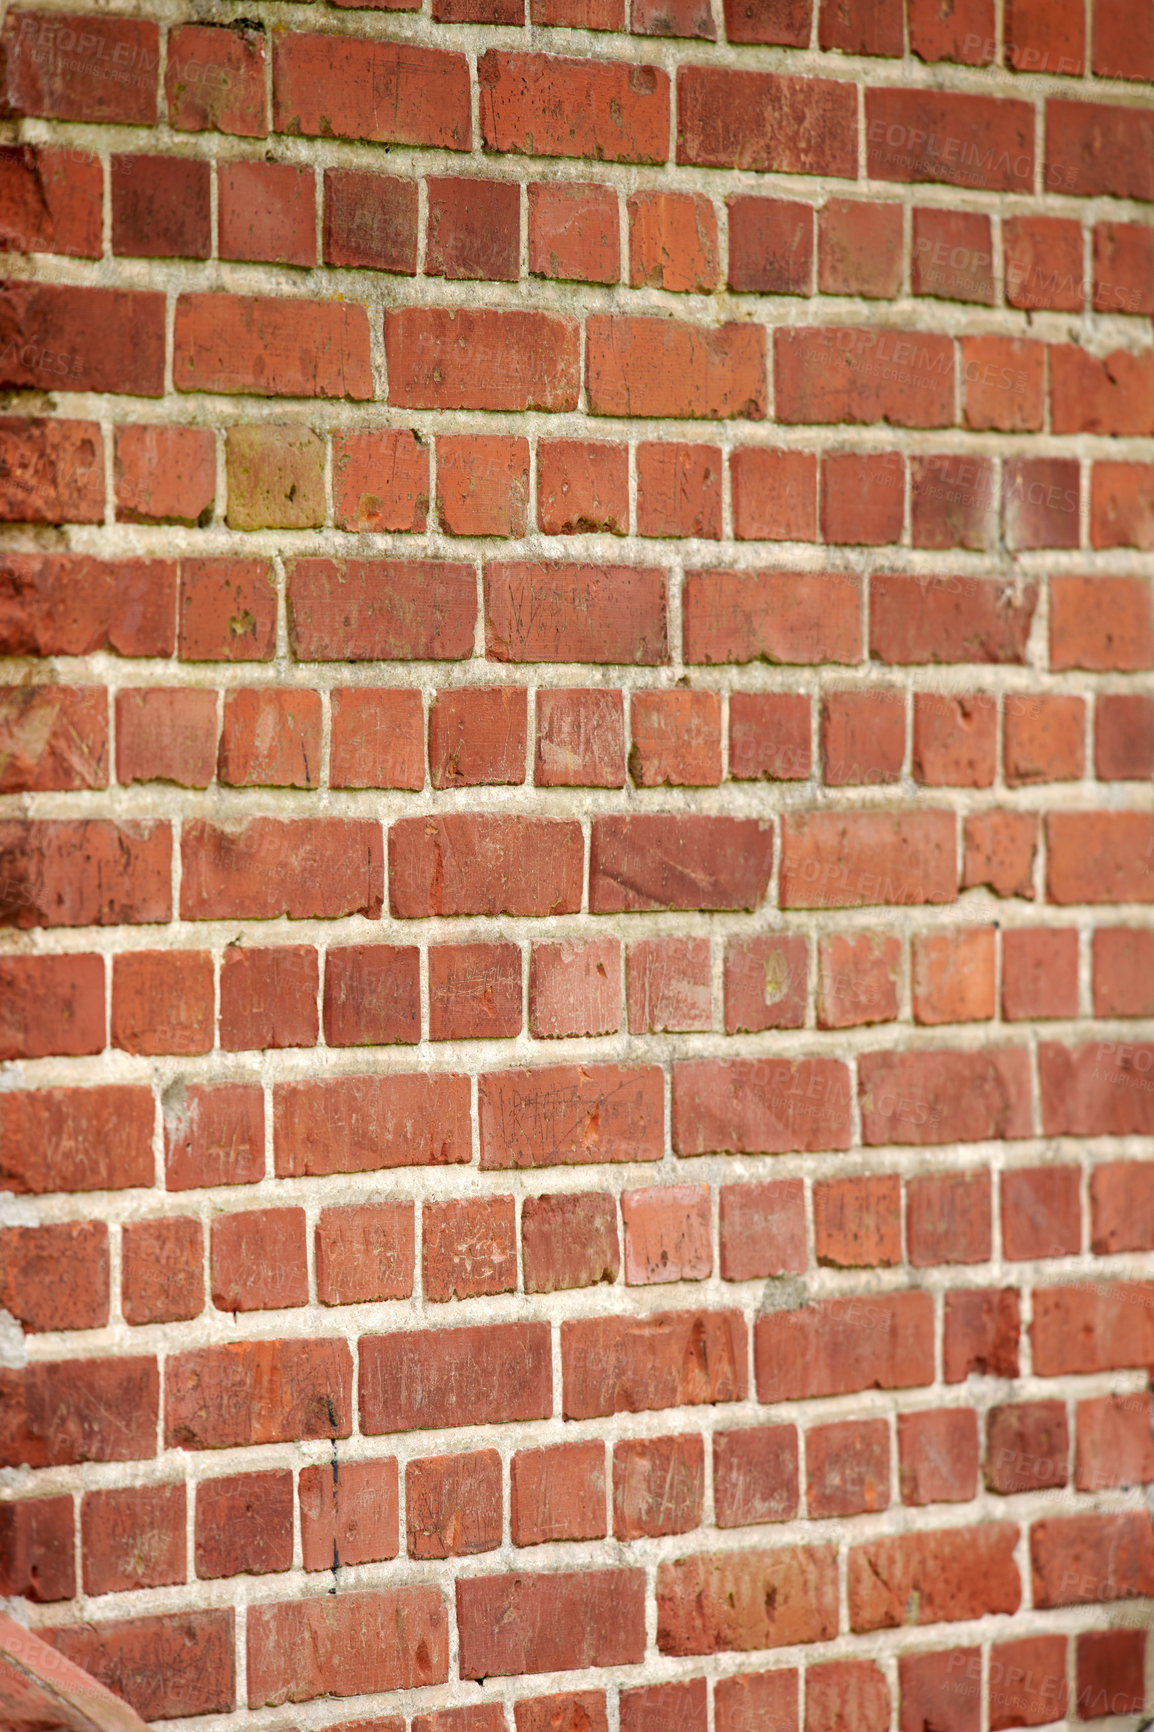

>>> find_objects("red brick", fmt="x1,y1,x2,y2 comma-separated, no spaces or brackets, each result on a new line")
487,561,668,664
0,553,175,659
0,1496,74,1602
115,425,214,526
1051,343,1154,438
817,197,902,297
1077,1394,1154,1491
910,455,997,550
898,1408,979,1505
226,423,326,531
563,1309,746,1419
164,1081,264,1192
196,1469,292,1579
1003,457,1080,551
912,207,994,303
175,292,370,399
361,1322,551,1433
818,0,900,50
481,1064,662,1170
912,926,996,1024
674,1056,852,1155
633,0,714,31
1004,215,1084,311
780,809,956,909
685,570,860,666
81,1484,185,1595
316,1203,414,1306
1076,1629,1146,1720
212,1208,308,1312
167,23,267,136
807,1420,890,1518
275,1073,470,1176
300,1457,399,1570
730,692,811,783
755,1292,934,1402
218,161,314,266
323,169,419,273
818,931,901,1028
907,1171,991,1266
323,944,419,1047
522,1192,620,1294
1004,693,1084,787
656,1546,838,1655
988,1636,1068,1730
166,1338,352,1449
805,1661,890,1732
621,1184,710,1286
426,176,518,282
627,938,712,1034
330,689,426,790
1001,927,1078,1023
516,1696,609,1732
821,688,904,785
1031,1281,1154,1376
621,1680,707,1732
458,1570,646,1679
528,937,617,1037
960,335,1044,432
218,688,321,789
912,692,996,786
43,1612,233,1722
944,1287,1020,1382
636,443,721,541
391,815,580,920
1032,1511,1154,1609
909,0,993,59
850,1524,1021,1630
867,88,1033,189
181,818,383,921
407,1450,502,1559
274,31,469,148
860,1047,1031,1146
820,451,904,545
427,941,519,1042
587,316,766,420
0,818,171,930
122,1217,203,1325
533,692,625,793
423,1196,516,1303
179,556,275,662
1052,93,1154,198
614,1433,703,1537
529,184,620,289
537,444,627,538
438,437,529,539
679,65,854,176
1002,1166,1081,1264
415,1709,508,1732
592,815,773,913
111,950,212,1057
814,1173,901,1267
714,1425,798,1527
724,934,807,1032
387,309,578,413
247,1587,448,1705
0,281,164,395
722,0,810,41
430,686,527,786
336,427,429,532
0,143,101,257
962,810,1038,900
714,1670,799,1732
0,1221,108,1331
0,953,104,1058
480,51,668,163
1094,926,1154,1015
111,154,209,259
220,943,316,1050
512,1441,606,1546
775,326,954,428
728,196,813,295
1048,813,1154,908
1091,462,1154,551
1,1356,158,1468
731,448,817,542
1051,576,1154,672
719,1179,807,1281
630,690,721,787
1,11,159,124
1091,1160,1154,1255
0,418,103,524
629,191,718,293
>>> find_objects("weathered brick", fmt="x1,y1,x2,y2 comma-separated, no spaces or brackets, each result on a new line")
300,1457,399,1570
620,1680,707,1732
0,281,165,395
112,950,213,1056
629,191,719,292
480,1064,662,1168
164,1081,264,1192
755,1292,934,1402
898,1408,979,1505
116,425,215,526
1032,1281,1154,1376
780,809,956,909
0,1221,108,1331
730,691,812,781
0,143,101,257
430,685,527,786
0,418,103,523
563,1310,747,1418
1092,462,1154,551
587,316,766,420
592,816,773,912
196,1470,293,1579
714,1425,798,1528
529,184,620,284
631,690,721,785
458,1570,646,1678
622,1184,711,1285
818,931,901,1028
212,1207,308,1313
814,1173,901,1268
225,425,324,530
724,934,808,1032
614,1433,703,1537
657,1546,838,1654
407,1450,502,1558
81,1484,185,1595
911,925,996,1023
0,1495,76,1602
391,815,583,918
636,443,722,540
316,1203,415,1306
0,953,104,1059
678,67,855,176
714,1671,800,1732
818,196,903,296
684,570,860,665
43,1612,234,1722
112,154,210,259
247,1588,448,1706
1031,1512,1154,1609
479,52,669,163
731,448,817,542
423,1196,516,1302
1,1357,158,1468
821,450,904,544
324,945,419,1047
122,1217,203,1325
674,1057,852,1154
427,176,519,282
175,293,371,399
944,1287,1020,1382
166,1338,352,1449
1001,1164,1081,1260
522,1192,620,1293
870,573,1037,664
361,1322,552,1433
387,309,579,412
0,818,172,929
1,1084,154,1196
729,196,813,294
516,1696,609,1732
850,1524,1021,1629
274,32,470,149
275,1073,470,1176
1,12,159,126
324,169,418,273
807,1419,890,1518
511,1441,607,1545
181,818,383,921
221,944,319,1051
775,326,954,428
167,23,266,136
963,809,1038,900
719,1180,807,1281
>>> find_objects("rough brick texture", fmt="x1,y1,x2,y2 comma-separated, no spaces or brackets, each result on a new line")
1,5,1151,1725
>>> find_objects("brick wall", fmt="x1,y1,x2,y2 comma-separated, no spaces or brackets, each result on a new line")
0,0,1152,1726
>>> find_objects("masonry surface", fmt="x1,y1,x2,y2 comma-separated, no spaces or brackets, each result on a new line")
0,0,1152,1728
